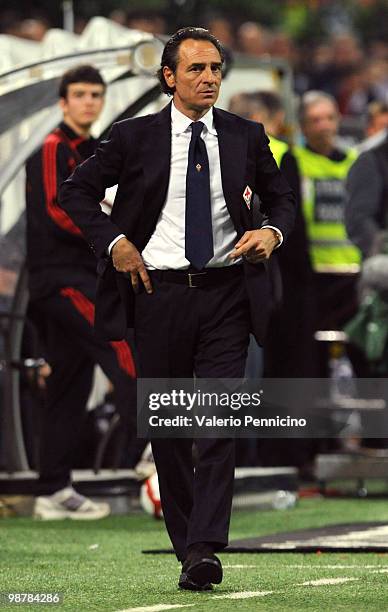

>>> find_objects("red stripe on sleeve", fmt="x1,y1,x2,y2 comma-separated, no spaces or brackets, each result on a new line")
60,287,136,378
42,133,83,236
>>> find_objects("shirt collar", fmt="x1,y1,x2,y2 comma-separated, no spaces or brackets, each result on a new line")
171,101,217,136
59,121,87,142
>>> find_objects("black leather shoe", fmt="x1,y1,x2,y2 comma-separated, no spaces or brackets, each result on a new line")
182,543,223,587
185,555,222,586
178,572,213,591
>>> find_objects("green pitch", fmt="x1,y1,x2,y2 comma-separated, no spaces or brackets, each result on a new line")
1,498,388,611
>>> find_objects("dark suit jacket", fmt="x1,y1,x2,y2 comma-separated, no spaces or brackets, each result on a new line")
60,102,295,344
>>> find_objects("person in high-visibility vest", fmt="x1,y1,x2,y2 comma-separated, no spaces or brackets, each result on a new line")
229,90,315,471
295,90,361,335
229,90,314,377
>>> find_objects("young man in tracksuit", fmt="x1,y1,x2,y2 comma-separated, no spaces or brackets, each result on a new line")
26,65,138,519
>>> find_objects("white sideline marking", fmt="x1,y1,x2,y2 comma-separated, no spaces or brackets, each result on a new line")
223,565,257,569
225,564,388,570
214,591,274,600
118,605,194,612
300,577,359,586
118,564,388,610
287,564,382,570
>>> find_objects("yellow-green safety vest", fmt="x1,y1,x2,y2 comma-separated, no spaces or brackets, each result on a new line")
293,145,361,273
268,135,289,168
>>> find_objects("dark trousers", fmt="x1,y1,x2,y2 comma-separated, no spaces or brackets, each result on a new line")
31,282,138,495
134,270,250,561
313,272,359,332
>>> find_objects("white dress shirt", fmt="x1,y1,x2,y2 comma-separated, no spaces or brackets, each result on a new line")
142,103,240,269
108,102,282,266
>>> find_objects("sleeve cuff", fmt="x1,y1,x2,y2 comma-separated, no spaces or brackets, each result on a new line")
261,225,283,249
108,234,126,256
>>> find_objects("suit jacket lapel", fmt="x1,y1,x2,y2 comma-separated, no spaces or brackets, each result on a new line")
139,104,249,246
140,102,171,231
214,107,249,232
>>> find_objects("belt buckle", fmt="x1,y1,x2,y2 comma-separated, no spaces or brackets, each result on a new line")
188,272,207,288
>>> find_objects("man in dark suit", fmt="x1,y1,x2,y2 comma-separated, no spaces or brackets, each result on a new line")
60,28,295,590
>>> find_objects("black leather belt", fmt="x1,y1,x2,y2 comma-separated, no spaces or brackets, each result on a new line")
149,265,243,288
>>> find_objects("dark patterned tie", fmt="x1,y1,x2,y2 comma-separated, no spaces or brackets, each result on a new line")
185,121,214,270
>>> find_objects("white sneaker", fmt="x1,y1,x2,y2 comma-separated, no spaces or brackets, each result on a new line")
33,487,110,520
134,443,156,480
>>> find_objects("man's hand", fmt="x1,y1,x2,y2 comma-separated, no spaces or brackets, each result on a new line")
112,237,153,294
229,228,278,263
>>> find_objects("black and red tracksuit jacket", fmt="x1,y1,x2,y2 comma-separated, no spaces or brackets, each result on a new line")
26,122,98,299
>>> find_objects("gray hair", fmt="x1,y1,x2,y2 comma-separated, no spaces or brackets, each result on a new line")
298,90,338,124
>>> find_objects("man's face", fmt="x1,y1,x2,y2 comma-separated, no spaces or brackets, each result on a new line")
163,38,222,117
59,82,105,130
368,112,388,137
302,99,339,152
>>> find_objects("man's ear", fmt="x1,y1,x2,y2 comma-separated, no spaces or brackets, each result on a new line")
59,97,67,113
163,66,175,89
